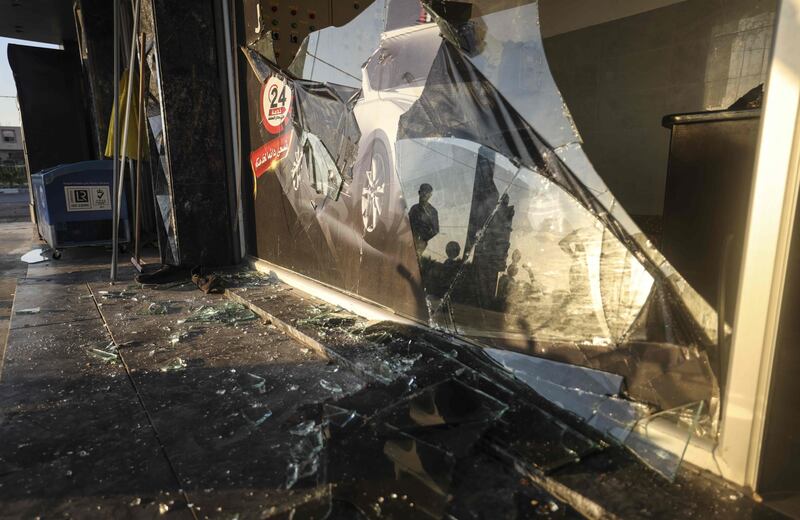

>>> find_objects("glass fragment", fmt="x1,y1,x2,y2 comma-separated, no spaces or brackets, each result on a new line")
87,342,120,363
147,302,169,315
320,379,344,393
623,401,705,481
185,302,257,325
286,421,325,489
160,357,187,372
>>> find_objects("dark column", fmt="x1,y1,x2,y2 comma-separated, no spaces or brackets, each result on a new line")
146,0,239,267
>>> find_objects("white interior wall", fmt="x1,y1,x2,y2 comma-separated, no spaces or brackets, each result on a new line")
539,0,687,38
541,0,777,217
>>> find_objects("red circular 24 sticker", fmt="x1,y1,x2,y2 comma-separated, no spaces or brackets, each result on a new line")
260,75,293,134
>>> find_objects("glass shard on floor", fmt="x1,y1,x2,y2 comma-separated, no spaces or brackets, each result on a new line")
185,301,257,325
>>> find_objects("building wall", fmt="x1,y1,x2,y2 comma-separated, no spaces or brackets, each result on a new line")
0,126,25,186
0,126,22,153
539,0,687,39
542,0,777,217
143,0,238,267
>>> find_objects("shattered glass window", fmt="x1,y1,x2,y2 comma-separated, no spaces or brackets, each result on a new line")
240,0,730,481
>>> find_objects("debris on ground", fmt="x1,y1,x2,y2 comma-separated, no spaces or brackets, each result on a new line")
296,305,357,329
160,357,187,372
147,302,169,315
219,269,280,288
319,379,343,393
184,301,257,325
20,248,49,264
245,410,273,427
98,289,137,299
169,331,192,345
286,421,324,489
191,266,226,294
86,342,120,364
244,372,267,394
2,250,779,520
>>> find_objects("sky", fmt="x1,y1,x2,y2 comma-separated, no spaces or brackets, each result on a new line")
0,37,62,127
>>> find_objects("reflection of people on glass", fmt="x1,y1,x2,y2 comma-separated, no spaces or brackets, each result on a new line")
444,241,462,268
558,228,590,298
409,183,439,255
473,193,514,306
497,249,540,311
555,227,602,333
496,263,518,309
509,248,538,291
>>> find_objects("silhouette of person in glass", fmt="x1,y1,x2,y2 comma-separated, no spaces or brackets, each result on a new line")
409,183,439,255
444,241,462,267
496,263,518,310
473,193,514,306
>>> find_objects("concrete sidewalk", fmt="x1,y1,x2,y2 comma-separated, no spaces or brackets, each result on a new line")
0,220,34,367
0,244,789,519
0,248,368,518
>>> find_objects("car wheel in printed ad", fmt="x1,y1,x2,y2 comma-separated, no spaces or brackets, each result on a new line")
359,137,405,246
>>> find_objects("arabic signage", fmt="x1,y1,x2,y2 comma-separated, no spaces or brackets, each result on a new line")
260,74,293,134
249,130,294,179
249,74,295,185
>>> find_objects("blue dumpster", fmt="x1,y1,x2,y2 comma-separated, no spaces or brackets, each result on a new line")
31,160,130,254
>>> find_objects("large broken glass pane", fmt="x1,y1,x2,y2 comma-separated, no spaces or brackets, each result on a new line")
421,0,719,346
328,422,456,519
487,344,707,478
623,401,705,481
375,378,508,431
485,348,623,397
140,8,180,266
486,405,600,474
390,13,718,421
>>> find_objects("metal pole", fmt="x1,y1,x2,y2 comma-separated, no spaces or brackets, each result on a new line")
111,0,120,282
112,0,141,280
133,32,145,268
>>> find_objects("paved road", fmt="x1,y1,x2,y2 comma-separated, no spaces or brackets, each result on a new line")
0,190,31,222
0,219,33,357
